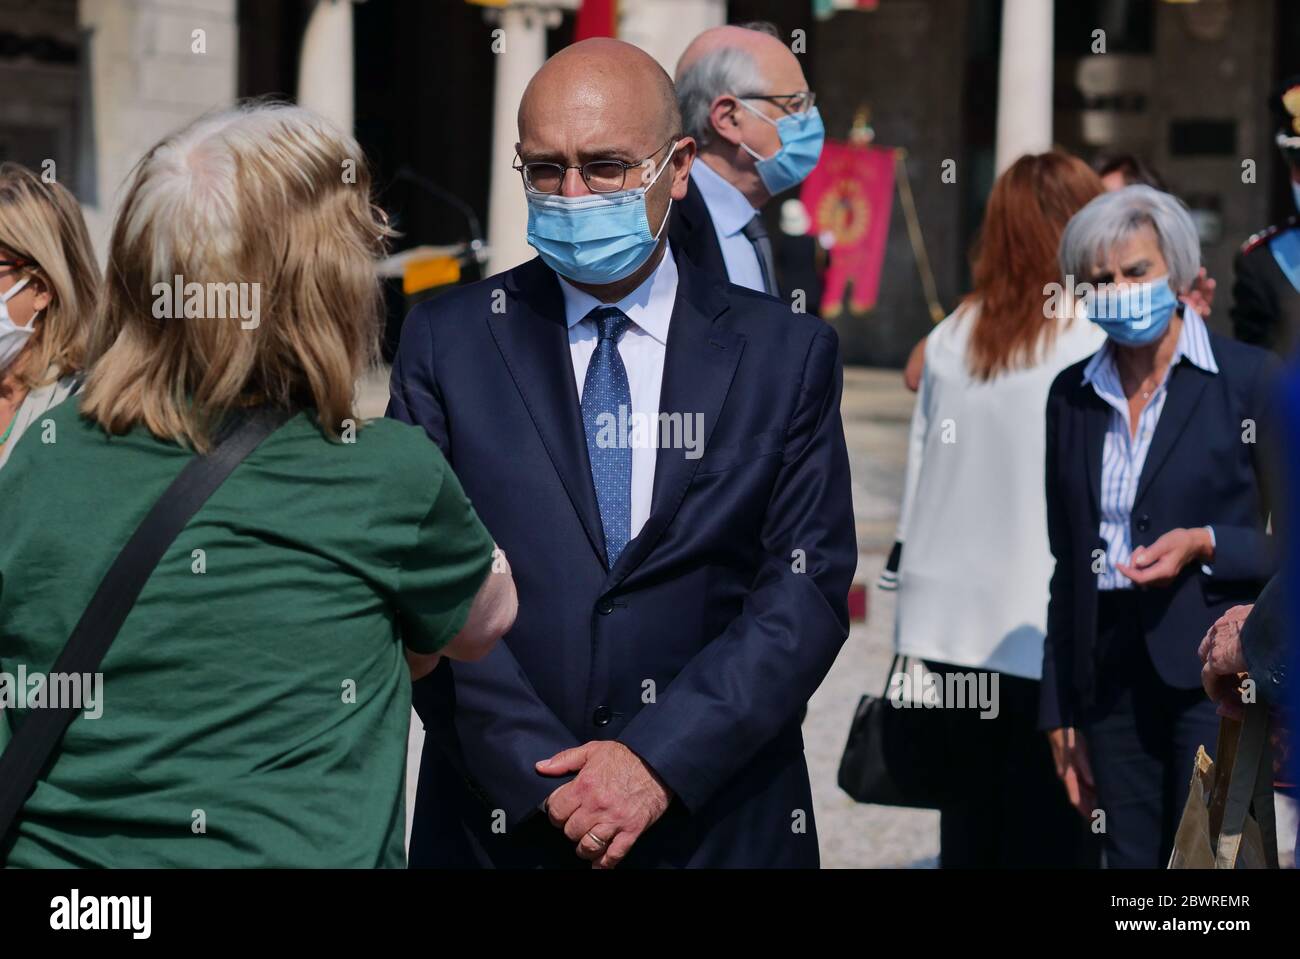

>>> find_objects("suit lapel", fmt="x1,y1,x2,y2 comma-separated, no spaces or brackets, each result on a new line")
1134,359,1213,508
1081,383,1108,516
488,258,607,566
671,178,728,280
605,258,742,591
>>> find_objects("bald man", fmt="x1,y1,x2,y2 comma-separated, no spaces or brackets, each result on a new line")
669,23,824,298
389,38,854,869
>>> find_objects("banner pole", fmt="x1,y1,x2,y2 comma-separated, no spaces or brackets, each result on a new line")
894,148,945,323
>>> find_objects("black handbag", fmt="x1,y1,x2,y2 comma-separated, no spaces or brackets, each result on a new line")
0,407,291,860
836,654,961,809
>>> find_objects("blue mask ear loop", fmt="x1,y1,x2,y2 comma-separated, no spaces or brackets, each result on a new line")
644,141,680,240
735,99,779,164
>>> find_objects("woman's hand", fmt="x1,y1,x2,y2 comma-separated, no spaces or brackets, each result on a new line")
1047,726,1096,819
1180,267,1216,318
902,338,926,393
1115,527,1213,588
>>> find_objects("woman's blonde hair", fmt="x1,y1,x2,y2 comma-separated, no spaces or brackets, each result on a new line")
0,163,100,388
82,102,391,450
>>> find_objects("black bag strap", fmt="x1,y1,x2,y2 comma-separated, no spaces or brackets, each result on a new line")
0,406,293,855
881,653,906,698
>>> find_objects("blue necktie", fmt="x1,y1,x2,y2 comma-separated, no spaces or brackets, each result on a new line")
581,306,633,567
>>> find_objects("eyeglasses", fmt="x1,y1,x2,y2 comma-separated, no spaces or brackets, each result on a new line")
736,91,817,115
514,136,679,195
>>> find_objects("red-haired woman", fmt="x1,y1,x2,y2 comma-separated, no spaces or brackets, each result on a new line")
890,152,1105,867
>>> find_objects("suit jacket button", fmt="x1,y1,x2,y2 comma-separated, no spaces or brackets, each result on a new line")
593,706,613,726
1136,515,1150,532
596,599,615,615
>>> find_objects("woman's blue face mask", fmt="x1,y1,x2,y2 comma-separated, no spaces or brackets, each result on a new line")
525,141,678,285
1085,274,1180,347
738,101,825,196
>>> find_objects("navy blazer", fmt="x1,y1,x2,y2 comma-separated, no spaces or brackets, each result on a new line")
667,177,729,285
387,249,856,867
1040,329,1280,730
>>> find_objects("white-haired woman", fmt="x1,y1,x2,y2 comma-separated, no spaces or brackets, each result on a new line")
0,104,516,867
1041,185,1279,867
0,163,99,471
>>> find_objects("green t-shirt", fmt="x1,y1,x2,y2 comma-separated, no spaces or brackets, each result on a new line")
0,399,494,867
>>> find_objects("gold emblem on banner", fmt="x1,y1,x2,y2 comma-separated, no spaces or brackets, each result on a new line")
817,179,869,248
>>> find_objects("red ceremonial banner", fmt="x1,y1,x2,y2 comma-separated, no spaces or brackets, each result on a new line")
575,0,617,41
800,141,895,316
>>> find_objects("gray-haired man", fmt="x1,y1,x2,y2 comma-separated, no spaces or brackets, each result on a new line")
668,23,824,298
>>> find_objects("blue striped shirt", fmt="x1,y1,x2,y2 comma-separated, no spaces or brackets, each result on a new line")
1082,309,1218,590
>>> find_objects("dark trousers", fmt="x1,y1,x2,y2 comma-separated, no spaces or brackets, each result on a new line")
925,661,1100,868
1081,591,1221,869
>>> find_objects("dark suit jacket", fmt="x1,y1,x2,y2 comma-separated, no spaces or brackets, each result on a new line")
1240,574,1290,710
1231,218,1300,357
1040,330,1280,730
387,249,856,867
667,176,729,285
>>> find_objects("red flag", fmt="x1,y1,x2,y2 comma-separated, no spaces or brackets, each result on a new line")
800,141,895,316
575,0,617,41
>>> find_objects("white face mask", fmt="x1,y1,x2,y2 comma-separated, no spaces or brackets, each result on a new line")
0,276,36,374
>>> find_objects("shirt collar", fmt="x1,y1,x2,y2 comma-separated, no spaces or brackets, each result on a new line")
690,158,760,237
1082,305,1219,390
557,243,678,345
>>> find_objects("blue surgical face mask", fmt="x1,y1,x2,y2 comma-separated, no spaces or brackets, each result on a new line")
525,141,678,285
1086,274,1179,347
737,102,825,196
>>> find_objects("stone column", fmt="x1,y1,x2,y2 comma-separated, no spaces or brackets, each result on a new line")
994,0,1053,174
78,0,238,258
484,2,561,275
297,0,355,134
618,0,725,75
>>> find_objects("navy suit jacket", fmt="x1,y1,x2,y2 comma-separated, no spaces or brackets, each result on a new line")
667,177,729,285
387,248,856,867
1040,330,1280,730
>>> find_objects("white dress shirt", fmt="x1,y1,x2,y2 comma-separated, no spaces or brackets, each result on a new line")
689,158,766,293
557,245,677,539
894,304,1106,679
1082,308,1219,590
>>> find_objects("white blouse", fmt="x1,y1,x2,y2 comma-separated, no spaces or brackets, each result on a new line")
893,304,1105,679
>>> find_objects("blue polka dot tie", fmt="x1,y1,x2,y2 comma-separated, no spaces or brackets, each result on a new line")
581,306,633,568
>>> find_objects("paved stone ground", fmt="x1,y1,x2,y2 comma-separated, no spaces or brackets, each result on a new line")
359,364,939,867
812,367,938,868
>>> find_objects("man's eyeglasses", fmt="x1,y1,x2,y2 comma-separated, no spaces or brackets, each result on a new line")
736,91,817,115
514,136,679,195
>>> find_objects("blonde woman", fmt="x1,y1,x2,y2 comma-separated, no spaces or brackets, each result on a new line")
0,104,516,867
0,163,99,471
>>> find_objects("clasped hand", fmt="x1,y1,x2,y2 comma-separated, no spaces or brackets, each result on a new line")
536,741,672,869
